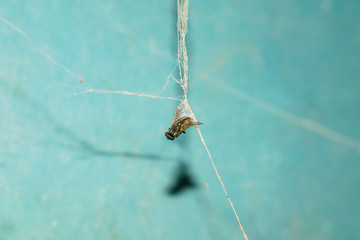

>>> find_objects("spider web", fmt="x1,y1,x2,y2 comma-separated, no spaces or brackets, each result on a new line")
0,1,248,238
2,1,360,239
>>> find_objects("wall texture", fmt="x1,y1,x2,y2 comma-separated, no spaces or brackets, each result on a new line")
0,0,360,239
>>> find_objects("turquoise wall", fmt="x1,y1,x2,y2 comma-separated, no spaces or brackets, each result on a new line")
1,0,360,239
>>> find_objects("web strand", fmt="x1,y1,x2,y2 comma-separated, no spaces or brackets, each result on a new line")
0,15,82,80
195,126,249,240
176,0,249,239
69,88,181,101
218,82,360,151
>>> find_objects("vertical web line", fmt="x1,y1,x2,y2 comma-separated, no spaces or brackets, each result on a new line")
176,0,249,239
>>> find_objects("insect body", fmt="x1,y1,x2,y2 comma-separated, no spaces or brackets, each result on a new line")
165,116,202,140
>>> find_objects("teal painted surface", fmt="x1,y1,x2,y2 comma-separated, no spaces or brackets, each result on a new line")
1,0,360,239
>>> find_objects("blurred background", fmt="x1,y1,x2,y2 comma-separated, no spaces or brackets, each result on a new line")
1,0,360,239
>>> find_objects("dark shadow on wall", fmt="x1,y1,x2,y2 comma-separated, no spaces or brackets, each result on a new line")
167,162,197,196
1,79,166,162
66,136,163,160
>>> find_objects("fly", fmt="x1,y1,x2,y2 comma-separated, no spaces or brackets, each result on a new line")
165,116,202,140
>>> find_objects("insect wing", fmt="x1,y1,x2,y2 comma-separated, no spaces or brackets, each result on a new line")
172,102,186,124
